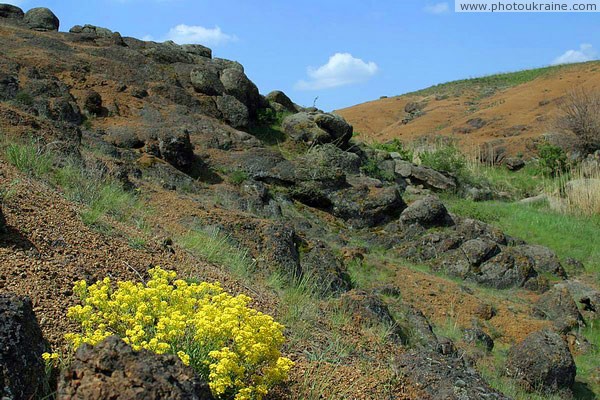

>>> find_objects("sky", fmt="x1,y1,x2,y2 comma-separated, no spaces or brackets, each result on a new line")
5,0,600,111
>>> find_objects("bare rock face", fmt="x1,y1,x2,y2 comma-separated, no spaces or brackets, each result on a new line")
58,336,213,400
24,7,59,31
506,330,576,395
0,294,49,400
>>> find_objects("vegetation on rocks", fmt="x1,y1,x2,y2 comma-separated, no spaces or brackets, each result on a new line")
48,267,293,400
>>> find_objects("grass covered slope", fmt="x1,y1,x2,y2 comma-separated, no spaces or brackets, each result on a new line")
337,61,600,156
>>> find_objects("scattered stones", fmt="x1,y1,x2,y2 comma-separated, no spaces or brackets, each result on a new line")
394,160,457,191
0,294,49,400
506,330,576,395
58,336,213,399
24,7,59,31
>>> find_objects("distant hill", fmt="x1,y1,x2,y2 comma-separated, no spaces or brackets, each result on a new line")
337,62,600,155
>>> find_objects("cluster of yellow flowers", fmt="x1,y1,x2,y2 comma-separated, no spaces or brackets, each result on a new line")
52,267,294,400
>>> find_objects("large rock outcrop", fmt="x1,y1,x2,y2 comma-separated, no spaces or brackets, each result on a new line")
58,336,213,400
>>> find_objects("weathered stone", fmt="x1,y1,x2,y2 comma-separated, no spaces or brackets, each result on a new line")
83,90,103,116
24,7,59,31
216,94,249,129
282,112,353,147
157,129,195,171
58,336,213,399
505,157,525,171
506,330,576,394
534,286,583,333
0,294,49,400
398,349,510,399
0,4,23,19
190,65,224,96
339,290,406,343
399,196,453,228
475,247,538,289
265,90,297,113
301,240,352,296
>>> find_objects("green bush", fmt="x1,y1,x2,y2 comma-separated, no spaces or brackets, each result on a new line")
360,158,395,182
537,143,568,176
419,145,467,176
14,91,34,107
229,170,249,185
372,139,413,161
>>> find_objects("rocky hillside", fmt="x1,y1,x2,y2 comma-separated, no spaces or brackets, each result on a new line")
337,62,600,158
0,4,599,400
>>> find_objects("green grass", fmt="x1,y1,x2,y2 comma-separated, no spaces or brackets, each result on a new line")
406,62,597,98
574,321,600,397
179,227,255,279
5,142,147,231
443,198,600,274
228,170,249,185
5,142,53,177
468,162,544,199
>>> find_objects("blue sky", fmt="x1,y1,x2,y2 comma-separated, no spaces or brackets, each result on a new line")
6,0,600,111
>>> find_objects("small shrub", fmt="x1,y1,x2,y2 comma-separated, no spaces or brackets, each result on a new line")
419,145,467,176
5,142,53,176
14,91,33,107
557,87,600,153
537,143,568,176
229,170,249,185
360,158,395,182
48,267,293,400
372,139,413,161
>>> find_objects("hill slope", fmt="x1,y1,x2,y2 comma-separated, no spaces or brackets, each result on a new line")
337,62,600,155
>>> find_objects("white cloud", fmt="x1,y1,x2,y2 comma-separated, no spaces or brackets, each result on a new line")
424,2,450,14
164,24,237,46
295,53,379,91
552,44,597,65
